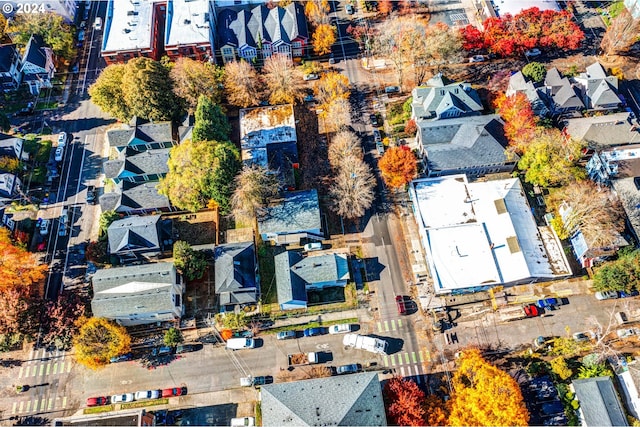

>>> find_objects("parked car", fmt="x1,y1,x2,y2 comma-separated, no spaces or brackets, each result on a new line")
617,328,637,338
135,390,161,400
376,141,385,155
595,290,619,300
572,331,594,342
536,298,558,310
469,55,485,63
226,338,255,350
176,343,201,354
369,114,379,127
523,304,540,317
345,3,354,14
86,396,108,407
86,185,97,204
396,295,407,315
524,48,542,57
151,346,173,356
16,102,35,116
303,242,322,252
329,324,351,334
94,17,102,31
373,129,382,143
161,387,187,397
230,417,255,427
336,363,361,375
110,353,133,363
57,132,67,147
241,375,273,387
58,223,67,237
328,55,335,64
303,73,319,81
111,393,134,403
303,327,323,337
54,146,64,162
276,330,297,340
620,290,639,298
384,86,400,94
615,312,629,325
39,219,51,235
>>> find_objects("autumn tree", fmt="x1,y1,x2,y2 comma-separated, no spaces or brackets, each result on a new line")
164,327,183,347
522,61,546,83
0,156,21,174
379,146,417,189
372,17,414,86
173,241,208,281
89,64,130,121
329,156,375,219
192,95,231,143
383,376,426,426
593,250,640,292
42,292,86,350
600,9,640,56
231,165,280,224
449,348,529,426
7,12,75,59
170,58,225,111
224,60,263,108
159,139,241,213
328,130,362,169
424,394,448,426
263,54,305,105
0,228,47,291
320,98,353,133
314,71,350,109
313,24,336,55
305,0,330,25
378,0,392,15
493,92,537,150
518,129,585,187
73,317,132,369
547,180,625,248
550,356,573,380
0,287,28,338
0,14,6,40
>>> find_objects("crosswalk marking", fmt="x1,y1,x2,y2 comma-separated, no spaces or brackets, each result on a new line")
67,361,72,373
26,400,31,413
390,354,396,366
404,353,410,364
48,398,53,411
40,398,46,412
377,321,382,332
62,396,67,408
382,355,388,366
39,364,44,376
18,401,23,414
419,351,425,363
411,352,417,363
12,401,17,414
18,366,23,379
400,366,405,377
398,319,402,328
46,362,51,375
53,362,58,375
391,321,396,331
384,321,389,332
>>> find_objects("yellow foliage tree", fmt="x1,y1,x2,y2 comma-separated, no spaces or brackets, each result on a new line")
313,24,336,56
73,317,131,369
314,71,350,110
550,356,573,380
448,349,530,426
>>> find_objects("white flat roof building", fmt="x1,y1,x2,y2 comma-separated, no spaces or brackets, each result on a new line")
102,0,156,60
493,0,559,16
409,175,571,294
165,0,212,53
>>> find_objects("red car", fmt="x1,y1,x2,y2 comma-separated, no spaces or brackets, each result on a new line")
86,396,109,407
396,295,407,315
523,304,540,317
161,387,188,398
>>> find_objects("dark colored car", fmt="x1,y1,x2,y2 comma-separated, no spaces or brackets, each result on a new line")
303,327,323,337
176,344,202,354
373,129,382,143
110,352,133,363
620,290,639,298
252,375,273,387
152,346,173,357
16,102,35,116
370,114,378,126
161,386,188,397
523,304,539,317
536,298,558,310
276,330,297,340
86,396,109,407
336,363,361,375
86,185,96,204
396,295,407,315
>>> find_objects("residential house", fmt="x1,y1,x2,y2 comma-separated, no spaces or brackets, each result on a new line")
0,44,22,92
574,62,622,111
408,175,571,294
91,262,184,327
216,2,309,63
411,74,483,121
101,0,165,64
0,173,21,200
564,112,640,150
543,68,584,116
214,241,259,312
106,117,175,154
107,214,172,263
275,251,349,310
0,134,29,161
261,372,387,426
20,34,55,95
239,104,298,187
164,0,214,61
572,377,627,426
99,181,172,214
257,189,323,245
613,355,640,420
505,71,549,116
415,114,517,178
103,147,170,184
626,0,640,18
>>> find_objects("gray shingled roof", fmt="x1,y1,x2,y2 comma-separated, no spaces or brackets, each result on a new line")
107,121,173,149
91,262,178,320
104,148,170,180
564,112,640,148
291,253,350,285
261,372,387,426
107,215,162,254
257,190,321,236
544,68,585,112
418,115,515,171
214,241,258,305
275,250,307,306
572,377,627,426
100,181,171,213
411,75,483,120
506,71,548,115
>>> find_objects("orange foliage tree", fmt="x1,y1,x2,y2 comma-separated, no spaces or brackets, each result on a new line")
493,92,537,153
424,394,448,426
0,228,47,292
383,376,426,426
448,349,530,426
378,146,417,189
72,317,132,369
220,329,233,340
378,0,392,15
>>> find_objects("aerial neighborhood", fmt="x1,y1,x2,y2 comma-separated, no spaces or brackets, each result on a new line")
2,0,640,426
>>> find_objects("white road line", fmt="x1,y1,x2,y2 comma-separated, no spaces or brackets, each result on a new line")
400,366,405,377
67,360,72,373
12,401,16,414
62,396,67,408
18,366,23,379
18,401,23,413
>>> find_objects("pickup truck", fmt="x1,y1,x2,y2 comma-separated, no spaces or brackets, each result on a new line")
287,352,319,366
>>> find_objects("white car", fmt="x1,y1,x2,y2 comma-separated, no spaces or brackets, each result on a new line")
134,390,161,400
111,393,134,403
57,132,67,147
39,219,51,235
469,55,485,63
230,417,255,427
617,328,636,339
595,290,618,300
329,324,351,334
94,17,102,31
303,242,322,252
54,146,64,162
303,73,319,81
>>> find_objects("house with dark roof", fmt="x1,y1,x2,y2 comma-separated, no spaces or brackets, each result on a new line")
572,376,627,426
104,147,170,184
99,181,172,214
257,189,323,245
107,214,172,263
411,74,483,121
0,44,22,92
216,2,309,63
214,241,259,312
415,114,517,178
20,34,55,95
261,372,387,426
106,117,175,154
505,71,549,116
543,68,584,116
0,173,21,200
91,262,184,327
575,62,622,111
275,251,350,310
0,134,29,161
564,112,640,149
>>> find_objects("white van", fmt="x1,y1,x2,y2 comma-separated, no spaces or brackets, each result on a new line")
226,338,255,350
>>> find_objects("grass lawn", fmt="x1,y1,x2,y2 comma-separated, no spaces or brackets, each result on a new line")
258,244,278,304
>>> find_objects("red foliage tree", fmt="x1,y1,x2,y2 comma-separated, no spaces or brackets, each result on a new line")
460,24,485,50
405,119,417,135
383,376,426,426
42,292,88,350
493,92,537,148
